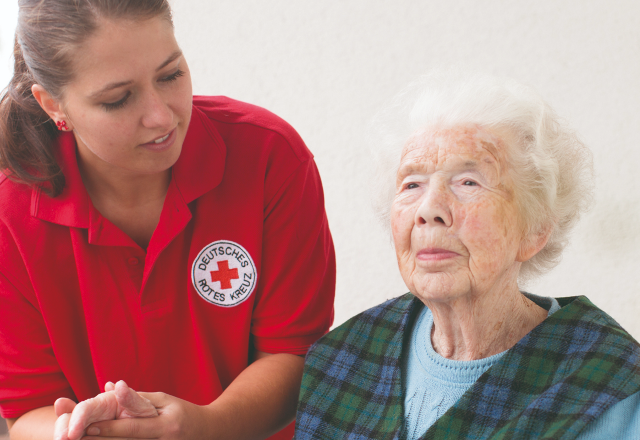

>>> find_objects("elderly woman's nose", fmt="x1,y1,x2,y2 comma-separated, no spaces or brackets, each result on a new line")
415,184,453,227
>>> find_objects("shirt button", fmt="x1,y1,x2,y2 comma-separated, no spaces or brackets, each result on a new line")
127,257,139,266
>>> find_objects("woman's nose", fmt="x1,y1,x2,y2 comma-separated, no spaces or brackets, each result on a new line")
415,183,453,227
140,90,173,129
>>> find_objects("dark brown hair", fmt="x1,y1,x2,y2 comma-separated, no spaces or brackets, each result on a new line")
0,0,173,196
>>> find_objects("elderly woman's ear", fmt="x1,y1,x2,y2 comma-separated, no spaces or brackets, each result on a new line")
516,224,553,263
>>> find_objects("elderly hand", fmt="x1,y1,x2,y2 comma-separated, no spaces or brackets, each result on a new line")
53,380,158,440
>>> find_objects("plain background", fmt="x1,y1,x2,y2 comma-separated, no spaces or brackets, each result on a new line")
0,0,639,431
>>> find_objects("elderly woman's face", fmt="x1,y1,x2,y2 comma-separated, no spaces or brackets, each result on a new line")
391,125,526,303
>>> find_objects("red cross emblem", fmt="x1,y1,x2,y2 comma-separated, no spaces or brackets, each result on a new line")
210,260,239,290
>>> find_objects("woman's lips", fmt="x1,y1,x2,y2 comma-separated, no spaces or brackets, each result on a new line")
416,248,459,261
139,128,176,151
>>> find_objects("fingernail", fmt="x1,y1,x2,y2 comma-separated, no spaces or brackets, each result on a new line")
87,427,100,435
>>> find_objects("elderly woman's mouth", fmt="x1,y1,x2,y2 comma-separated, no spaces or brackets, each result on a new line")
416,248,459,261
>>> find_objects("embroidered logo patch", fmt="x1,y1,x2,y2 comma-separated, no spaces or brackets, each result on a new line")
192,241,257,307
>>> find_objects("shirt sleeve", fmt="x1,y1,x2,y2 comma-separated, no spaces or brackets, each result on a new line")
0,270,76,418
577,391,640,439
250,158,336,355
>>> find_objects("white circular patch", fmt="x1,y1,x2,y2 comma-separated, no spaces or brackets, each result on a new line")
191,241,257,307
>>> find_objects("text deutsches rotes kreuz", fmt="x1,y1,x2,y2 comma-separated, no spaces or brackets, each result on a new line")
192,241,257,307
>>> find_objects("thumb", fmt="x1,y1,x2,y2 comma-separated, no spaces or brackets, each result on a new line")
114,380,158,418
54,398,77,417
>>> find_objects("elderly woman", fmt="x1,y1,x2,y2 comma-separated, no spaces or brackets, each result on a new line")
294,73,640,439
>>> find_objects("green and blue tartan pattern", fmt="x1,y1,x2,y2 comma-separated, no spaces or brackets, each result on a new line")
294,294,640,439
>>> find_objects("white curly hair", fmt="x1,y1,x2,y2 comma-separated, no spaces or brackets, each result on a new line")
370,71,594,283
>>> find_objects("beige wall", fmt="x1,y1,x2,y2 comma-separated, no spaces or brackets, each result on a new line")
1,1,639,338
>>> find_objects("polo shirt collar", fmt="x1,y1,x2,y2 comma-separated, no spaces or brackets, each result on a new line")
172,104,226,203
31,103,227,228
30,131,92,228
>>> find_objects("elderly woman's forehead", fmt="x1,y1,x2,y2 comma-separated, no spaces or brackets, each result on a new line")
402,125,506,160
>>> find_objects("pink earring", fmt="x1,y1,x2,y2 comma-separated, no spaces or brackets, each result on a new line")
56,120,69,131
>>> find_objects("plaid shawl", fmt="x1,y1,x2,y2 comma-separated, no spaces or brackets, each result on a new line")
295,294,640,439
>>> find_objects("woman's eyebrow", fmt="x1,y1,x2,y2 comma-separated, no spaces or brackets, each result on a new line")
89,80,133,99
156,50,183,72
397,161,426,177
89,51,184,99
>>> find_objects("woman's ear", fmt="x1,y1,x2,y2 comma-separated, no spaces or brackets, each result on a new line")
31,84,73,130
516,224,552,262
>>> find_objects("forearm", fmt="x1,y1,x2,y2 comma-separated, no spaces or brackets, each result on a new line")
6,406,57,440
203,352,304,440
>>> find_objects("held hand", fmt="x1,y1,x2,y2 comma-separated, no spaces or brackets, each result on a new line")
82,392,213,440
105,380,159,419
53,380,158,440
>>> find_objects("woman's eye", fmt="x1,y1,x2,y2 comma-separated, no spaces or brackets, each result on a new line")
102,92,131,111
160,69,185,83
463,180,477,186
405,183,419,190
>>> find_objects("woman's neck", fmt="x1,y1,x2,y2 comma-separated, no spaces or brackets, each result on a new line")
80,162,171,209
426,287,548,361
77,153,172,250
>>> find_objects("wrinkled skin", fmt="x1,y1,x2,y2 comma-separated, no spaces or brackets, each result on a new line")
392,125,525,300
391,125,549,360
53,381,158,440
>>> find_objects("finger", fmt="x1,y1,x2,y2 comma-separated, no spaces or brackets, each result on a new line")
54,397,77,417
53,412,72,440
105,381,116,392
84,417,163,438
67,393,118,440
115,380,158,418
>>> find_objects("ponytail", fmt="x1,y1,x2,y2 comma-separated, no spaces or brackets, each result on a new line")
0,37,64,196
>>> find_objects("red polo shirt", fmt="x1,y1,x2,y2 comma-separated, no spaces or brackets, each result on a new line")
0,96,335,439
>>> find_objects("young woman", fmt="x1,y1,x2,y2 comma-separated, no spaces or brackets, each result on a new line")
0,1,335,439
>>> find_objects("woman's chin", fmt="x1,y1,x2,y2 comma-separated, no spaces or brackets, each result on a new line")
410,274,471,304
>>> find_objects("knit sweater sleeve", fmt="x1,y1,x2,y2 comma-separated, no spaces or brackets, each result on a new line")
577,391,640,439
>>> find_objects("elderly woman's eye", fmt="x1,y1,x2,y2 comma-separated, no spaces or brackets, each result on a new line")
463,180,477,186
405,183,419,190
